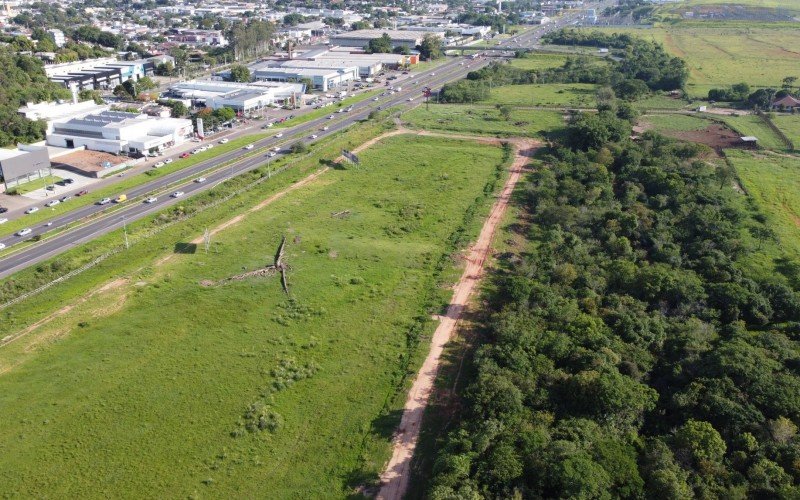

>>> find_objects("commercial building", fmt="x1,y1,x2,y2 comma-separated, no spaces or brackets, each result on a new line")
18,100,110,133
45,57,161,91
250,63,358,92
0,146,51,190
166,80,306,113
329,29,444,49
165,29,228,47
46,110,193,155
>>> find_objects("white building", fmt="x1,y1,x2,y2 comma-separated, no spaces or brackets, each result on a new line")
330,29,444,49
167,80,306,113
251,65,358,92
19,100,109,134
47,110,193,155
48,29,66,48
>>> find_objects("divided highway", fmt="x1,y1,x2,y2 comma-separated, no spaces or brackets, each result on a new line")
0,56,490,279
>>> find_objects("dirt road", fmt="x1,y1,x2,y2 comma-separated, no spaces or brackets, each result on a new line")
376,139,538,500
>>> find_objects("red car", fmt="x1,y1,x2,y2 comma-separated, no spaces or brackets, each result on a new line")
180,152,191,158
76,190,89,197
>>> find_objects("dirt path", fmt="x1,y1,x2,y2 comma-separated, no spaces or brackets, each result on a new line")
376,139,538,500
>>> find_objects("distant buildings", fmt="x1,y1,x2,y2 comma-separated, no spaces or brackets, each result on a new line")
48,28,66,48
165,29,228,47
330,29,444,49
44,56,172,91
166,80,306,113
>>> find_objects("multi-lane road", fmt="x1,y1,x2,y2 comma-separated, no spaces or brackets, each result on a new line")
0,56,490,279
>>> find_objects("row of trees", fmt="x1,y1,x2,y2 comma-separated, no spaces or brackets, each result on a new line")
230,20,275,62
708,77,798,110
365,33,442,60
428,107,800,498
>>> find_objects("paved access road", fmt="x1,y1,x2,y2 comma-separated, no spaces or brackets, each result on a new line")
0,56,490,279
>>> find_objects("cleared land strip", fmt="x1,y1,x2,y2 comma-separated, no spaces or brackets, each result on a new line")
377,135,539,500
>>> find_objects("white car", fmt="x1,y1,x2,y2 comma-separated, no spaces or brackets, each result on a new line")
328,115,335,119
17,228,32,237
275,133,283,138
322,126,329,131
431,72,436,76
407,97,414,101
25,207,39,214
310,134,318,139
373,97,380,101
144,197,158,204
164,158,173,164
244,144,254,150
271,146,280,152
0,218,7,224
268,151,277,157
219,138,229,144
206,144,214,149
199,146,208,152
265,122,274,128
192,149,201,154
154,161,165,168
194,177,207,183
45,200,60,207
171,191,184,198
97,198,111,205
0,243,5,250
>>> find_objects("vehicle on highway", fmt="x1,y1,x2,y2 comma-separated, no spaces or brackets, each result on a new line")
219,138,229,144
265,122,274,128
0,243,5,250
244,144,254,150
76,190,89,196
171,191,185,198
310,134,318,139
154,161,165,168
115,194,127,203
0,218,7,224
275,132,283,138
192,149,200,154
97,198,112,205
268,151,277,157
407,97,414,101
328,115,335,119
430,72,435,76
60,195,72,203
25,207,39,214
373,97,380,101
194,177,207,183
17,228,32,237
164,158,173,164
44,222,52,227
206,144,213,149
144,197,157,204
63,178,74,185
45,200,60,208
322,126,329,131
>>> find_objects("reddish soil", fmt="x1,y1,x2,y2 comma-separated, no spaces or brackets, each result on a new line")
667,124,746,152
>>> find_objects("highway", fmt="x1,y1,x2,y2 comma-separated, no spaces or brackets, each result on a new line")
0,55,491,279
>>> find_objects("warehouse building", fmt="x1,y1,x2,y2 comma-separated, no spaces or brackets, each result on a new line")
46,110,193,155
0,146,51,191
251,64,358,92
166,80,306,113
45,56,167,90
329,29,444,49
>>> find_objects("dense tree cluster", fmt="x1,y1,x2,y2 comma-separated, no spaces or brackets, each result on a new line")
427,112,800,497
230,20,275,62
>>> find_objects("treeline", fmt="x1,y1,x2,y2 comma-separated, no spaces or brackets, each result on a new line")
708,82,798,111
230,20,275,62
0,47,71,147
426,109,800,497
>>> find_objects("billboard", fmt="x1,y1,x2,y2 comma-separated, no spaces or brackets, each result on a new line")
0,148,50,180
196,118,205,139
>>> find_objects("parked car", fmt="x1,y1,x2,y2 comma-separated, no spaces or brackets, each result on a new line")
25,207,39,214
60,195,72,203
45,200,60,207
164,158,173,164
17,228,32,237
97,198,112,205
0,218,8,224
192,149,200,154
144,197,157,204
268,151,277,157
219,138,229,144
45,185,55,191
194,177,207,183
271,146,280,152
310,134,318,139
206,144,213,149
171,191,184,198
0,207,7,214
154,161,165,168
76,190,89,196
180,152,191,158
373,97,380,101
322,126,329,131
328,115,335,119
63,178,74,184
0,243,5,250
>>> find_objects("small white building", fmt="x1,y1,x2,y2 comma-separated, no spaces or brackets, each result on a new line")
48,29,66,48
47,110,193,155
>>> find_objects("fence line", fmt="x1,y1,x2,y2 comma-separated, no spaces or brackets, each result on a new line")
756,110,795,151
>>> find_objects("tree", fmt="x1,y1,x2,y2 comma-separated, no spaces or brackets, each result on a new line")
290,141,308,154
167,100,188,118
366,34,392,54
781,76,797,91
674,419,727,465
417,34,442,61
393,45,410,55
137,76,157,91
228,64,251,83
496,104,512,121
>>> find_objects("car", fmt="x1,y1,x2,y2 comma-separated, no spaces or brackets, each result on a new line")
0,207,6,214
194,177,207,183
0,218,7,224
402,71,409,74
310,134,318,139
154,161,165,168
0,243,5,250
337,108,344,113
63,178,74,185
76,190,89,197
268,151,277,157
97,198,112,205
328,115,335,119
164,158,173,164
45,200,60,207
206,144,213,149
192,149,200,154
17,228,32,237
191,138,202,142
25,207,39,214
60,195,72,203
219,138,229,144
171,191,184,198
115,194,127,203
244,144,254,150
198,146,207,152
373,97,380,101
45,185,55,191
271,146,280,152
322,126,329,131
180,152,191,158
407,97,414,101
275,132,283,138
265,122,274,128
144,197,157,204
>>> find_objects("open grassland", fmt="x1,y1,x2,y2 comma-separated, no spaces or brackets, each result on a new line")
486,83,598,107
403,104,565,137
658,0,800,15
728,150,800,263
508,53,570,71
0,134,508,498
587,25,800,97
641,113,712,133
717,114,788,150
771,114,800,149
634,93,694,110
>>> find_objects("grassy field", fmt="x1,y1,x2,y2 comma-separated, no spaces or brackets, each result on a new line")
7,176,64,195
587,25,800,97
641,113,711,133
717,114,788,151
634,93,694,110
0,134,509,497
728,150,800,262
403,104,565,137
486,83,598,107
508,53,570,71
771,114,800,149
272,89,382,129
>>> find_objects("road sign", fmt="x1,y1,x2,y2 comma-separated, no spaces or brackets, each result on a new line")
342,149,360,165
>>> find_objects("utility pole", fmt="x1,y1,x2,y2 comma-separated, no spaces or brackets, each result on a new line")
123,216,129,250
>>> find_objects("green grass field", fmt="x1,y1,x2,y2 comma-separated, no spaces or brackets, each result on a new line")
771,114,800,149
642,113,712,132
728,150,800,261
508,53,570,71
403,104,565,137
486,83,598,107
717,114,788,151
273,90,381,129
587,25,800,98
0,134,508,497
634,93,694,110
